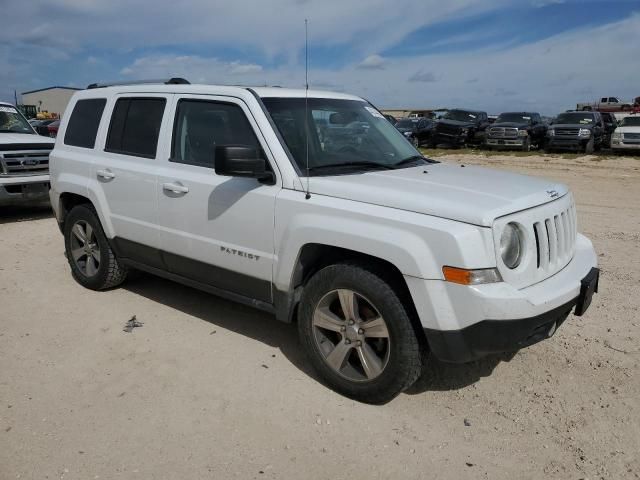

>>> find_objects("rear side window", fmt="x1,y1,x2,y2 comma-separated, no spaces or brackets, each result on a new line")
106,97,166,158
64,98,106,148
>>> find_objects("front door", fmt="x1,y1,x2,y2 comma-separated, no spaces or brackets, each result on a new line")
156,95,279,303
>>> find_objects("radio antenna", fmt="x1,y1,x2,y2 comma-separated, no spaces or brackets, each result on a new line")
304,18,311,200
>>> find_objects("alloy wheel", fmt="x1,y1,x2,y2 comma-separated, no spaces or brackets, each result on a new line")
69,220,101,277
312,289,390,382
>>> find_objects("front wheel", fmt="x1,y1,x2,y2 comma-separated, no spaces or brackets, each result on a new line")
584,137,595,154
298,263,422,404
298,264,422,404
64,204,128,290
411,135,420,148
521,137,531,152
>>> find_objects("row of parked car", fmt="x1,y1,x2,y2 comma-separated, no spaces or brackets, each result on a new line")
391,109,639,154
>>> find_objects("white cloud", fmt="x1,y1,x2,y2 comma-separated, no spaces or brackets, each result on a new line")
357,55,386,70
229,62,263,75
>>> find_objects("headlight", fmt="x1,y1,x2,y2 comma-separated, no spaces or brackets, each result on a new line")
500,223,524,269
403,131,412,137
547,129,555,137
518,130,528,137
460,128,469,135
578,128,591,137
612,132,622,139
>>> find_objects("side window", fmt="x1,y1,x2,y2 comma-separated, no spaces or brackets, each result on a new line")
171,100,260,168
105,97,166,158
64,98,106,148
601,97,607,103
609,97,618,103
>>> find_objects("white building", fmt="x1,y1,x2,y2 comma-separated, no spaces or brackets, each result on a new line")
21,86,81,117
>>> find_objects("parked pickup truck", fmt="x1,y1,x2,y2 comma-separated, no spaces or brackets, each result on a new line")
49,80,599,403
1,102,54,206
611,116,640,154
576,97,633,112
545,111,606,154
485,112,547,151
431,109,490,147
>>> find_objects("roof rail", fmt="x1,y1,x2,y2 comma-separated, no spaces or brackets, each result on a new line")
86,78,190,89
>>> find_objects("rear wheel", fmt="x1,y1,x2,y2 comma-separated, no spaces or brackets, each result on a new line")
64,204,128,290
298,263,422,404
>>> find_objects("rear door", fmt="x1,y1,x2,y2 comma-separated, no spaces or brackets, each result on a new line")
155,95,279,303
91,94,171,267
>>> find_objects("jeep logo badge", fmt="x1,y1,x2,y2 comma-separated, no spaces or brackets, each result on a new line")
21,159,39,166
546,190,559,199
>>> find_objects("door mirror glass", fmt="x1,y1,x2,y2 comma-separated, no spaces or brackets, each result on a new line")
214,145,274,183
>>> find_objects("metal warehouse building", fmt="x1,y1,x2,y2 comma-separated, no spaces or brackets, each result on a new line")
21,86,81,117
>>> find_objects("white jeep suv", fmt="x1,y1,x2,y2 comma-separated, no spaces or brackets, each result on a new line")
1,102,54,206
49,79,599,403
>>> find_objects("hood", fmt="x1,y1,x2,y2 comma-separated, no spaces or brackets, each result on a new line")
0,132,55,146
306,163,567,227
551,123,593,130
615,125,640,134
437,119,476,128
491,121,529,129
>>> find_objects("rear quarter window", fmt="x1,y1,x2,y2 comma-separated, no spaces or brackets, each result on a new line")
105,97,166,158
64,98,107,148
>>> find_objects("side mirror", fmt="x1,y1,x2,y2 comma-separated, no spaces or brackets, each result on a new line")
215,145,274,184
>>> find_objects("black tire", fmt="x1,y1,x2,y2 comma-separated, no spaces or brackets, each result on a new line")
584,137,595,154
411,135,420,148
521,137,531,152
298,263,422,404
64,204,128,290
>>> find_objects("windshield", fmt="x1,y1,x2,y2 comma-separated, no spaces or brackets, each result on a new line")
555,113,594,124
262,98,424,175
442,110,479,122
395,118,418,128
496,113,532,123
0,105,36,134
620,117,640,127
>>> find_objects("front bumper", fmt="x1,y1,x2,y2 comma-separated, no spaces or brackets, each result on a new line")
486,138,525,147
0,175,50,206
611,140,640,151
434,132,467,146
405,233,598,362
546,137,589,150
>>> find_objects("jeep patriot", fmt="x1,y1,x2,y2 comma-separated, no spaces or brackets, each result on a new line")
49,79,599,403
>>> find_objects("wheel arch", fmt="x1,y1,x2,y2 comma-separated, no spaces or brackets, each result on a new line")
58,192,92,232
274,243,427,347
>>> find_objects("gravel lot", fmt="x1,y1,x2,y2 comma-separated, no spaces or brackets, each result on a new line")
1,153,639,479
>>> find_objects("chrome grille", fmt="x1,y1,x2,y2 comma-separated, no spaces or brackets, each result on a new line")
555,128,580,136
0,150,51,176
533,204,577,272
489,127,518,138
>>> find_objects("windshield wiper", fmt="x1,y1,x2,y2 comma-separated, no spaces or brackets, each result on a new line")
392,155,438,167
307,161,394,172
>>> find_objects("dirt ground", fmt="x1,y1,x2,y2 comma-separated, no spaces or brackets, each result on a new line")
1,153,639,480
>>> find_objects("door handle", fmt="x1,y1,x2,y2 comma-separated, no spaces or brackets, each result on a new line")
162,182,189,194
96,169,115,180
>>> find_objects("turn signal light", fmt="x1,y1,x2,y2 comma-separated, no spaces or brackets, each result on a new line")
442,266,502,285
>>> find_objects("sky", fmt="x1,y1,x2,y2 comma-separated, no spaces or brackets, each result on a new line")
2,0,640,115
